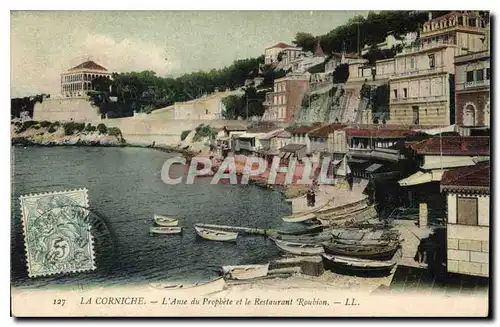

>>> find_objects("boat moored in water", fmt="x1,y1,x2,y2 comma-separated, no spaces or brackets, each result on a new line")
222,263,270,280
271,238,324,256
194,225,238,242
154,214,179,227
150,227,183,235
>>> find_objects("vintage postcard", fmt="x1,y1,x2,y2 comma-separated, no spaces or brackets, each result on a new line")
10,10,490,317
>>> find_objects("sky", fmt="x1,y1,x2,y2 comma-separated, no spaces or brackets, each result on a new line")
10,11,367,98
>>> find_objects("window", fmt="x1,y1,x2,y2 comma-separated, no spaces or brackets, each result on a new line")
393,89,398,98
428,54,435,68
458,16,464,26
466,71,474,82
486,68,490,80
409,57,415,69
457,197,478,225
476,69,484,81
468,18,476,27
403,88,408,98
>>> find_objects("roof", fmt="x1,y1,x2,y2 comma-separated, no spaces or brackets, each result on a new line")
345,128,419,138
68,60,108,72
246,125,281,134
331,52,361,59
287,123,322,134
280,143,306,153
441,161,490,194
409,136,490,156
314,41,325,57
259,128,285,140
266,42,293,49
223,123,247,131
308,124,347,137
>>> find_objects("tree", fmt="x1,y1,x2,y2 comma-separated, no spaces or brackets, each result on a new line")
221,95,244,120
332,64,349,84
293,32,317,52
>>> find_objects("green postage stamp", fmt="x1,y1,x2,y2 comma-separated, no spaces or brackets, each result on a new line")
19,188,95,278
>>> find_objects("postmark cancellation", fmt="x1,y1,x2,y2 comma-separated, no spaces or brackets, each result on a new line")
19,188,96,278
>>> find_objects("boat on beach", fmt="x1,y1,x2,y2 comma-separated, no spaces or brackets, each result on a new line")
330,238,392,247
282,212,317,223
194,225,238,241
274,230,333,243
270,238,325,256
154,214,179,227
322,241,400,260
222,263,270,280
149,276,225,295
150,227,183,235
321,253,397,275
277,224,324,236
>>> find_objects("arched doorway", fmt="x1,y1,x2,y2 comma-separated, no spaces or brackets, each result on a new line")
463,103,476,126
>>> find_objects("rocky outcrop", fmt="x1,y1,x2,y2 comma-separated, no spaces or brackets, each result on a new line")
11,122,125,146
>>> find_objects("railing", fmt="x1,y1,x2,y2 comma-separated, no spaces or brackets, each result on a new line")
399,39,455,55
390,95,447,104
391,66,445,78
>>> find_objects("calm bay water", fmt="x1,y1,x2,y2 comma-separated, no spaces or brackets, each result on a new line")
11,146,292,288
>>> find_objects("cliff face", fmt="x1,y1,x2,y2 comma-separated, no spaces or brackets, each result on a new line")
296,83,389,125
11,122,125,146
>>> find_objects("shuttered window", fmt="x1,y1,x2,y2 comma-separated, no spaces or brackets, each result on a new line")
457,197,478,226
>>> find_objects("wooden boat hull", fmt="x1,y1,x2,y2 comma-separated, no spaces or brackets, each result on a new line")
150,227,183,235
321,253,396,276
282,212,317,223
222,263,270,280
194,226,238,242
274,231,333,244
272,238,325,256
149,277,225,295
322,242,399,260
277,225,324,236
154,215,179,227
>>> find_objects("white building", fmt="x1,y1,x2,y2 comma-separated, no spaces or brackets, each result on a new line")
441,161,489,278
264,42,301,65
361,32,418,55
60,60,112,98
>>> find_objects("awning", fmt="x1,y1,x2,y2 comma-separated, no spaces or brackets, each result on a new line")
398,170,444,186
415,124,456,135
366,163,383,173
280,143,306,152
332,159,341,166
217,136,230,141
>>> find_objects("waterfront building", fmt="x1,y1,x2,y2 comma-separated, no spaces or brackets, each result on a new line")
441,161,489,278
454,50,490,130
262,73,309,122
60,61,111,98
398,136,490,228
234,125,281,155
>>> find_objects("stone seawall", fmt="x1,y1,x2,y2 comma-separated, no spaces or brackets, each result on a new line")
89,118,245,146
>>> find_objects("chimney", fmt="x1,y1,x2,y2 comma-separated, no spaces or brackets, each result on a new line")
428,12,433,21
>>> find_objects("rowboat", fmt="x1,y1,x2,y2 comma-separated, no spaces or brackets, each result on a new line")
321,253,397,275
277,225,324,236
274,230,333,244
330,238,391,247
222,263,270,280
271,238,324,256
322,241,400,260
194,225,238,242
331,228,400,241
150,227,183,235
282,212,317,223
149,276,225,295
154,214,179,227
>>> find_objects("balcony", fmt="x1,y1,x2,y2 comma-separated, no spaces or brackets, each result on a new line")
399,39,455,55
390,94,447,104
391,66,445,79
